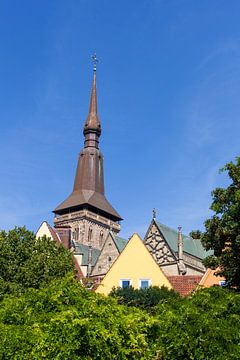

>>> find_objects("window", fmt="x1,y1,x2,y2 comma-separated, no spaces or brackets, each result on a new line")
88,227,92,242
120,279,131,289
139,279,151,289
99,231,104,247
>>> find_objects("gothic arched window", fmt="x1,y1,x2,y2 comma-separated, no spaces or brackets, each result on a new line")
88,227,93,243
99,231,104,247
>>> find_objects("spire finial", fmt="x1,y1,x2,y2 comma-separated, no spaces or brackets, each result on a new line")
153,208,156,220
91,53,98,72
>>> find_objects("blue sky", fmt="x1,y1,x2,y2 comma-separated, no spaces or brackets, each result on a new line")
0,0,240,239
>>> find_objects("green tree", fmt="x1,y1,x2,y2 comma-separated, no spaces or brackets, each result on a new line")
154,286,240,359
0,227,75,299
0,275,158,359
110,285,180,313
200,157,240,288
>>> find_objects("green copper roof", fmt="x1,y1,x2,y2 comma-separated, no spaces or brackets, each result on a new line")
156,221,212,259
74,243,100,266
113,235,127,253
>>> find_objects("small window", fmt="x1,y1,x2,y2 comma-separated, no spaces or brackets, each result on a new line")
108,256,112,262
139,279,151,289
99,231,104,247
88,227,92,242
120,279,131,289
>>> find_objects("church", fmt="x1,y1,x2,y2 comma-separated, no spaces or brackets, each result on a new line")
37,58,211,293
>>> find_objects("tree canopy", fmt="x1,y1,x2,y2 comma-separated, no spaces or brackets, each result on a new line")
199,157,240,288
1,226,240,358
0,226,75,299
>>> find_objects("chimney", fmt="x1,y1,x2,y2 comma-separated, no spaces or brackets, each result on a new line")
178,225,183,262
178,225,186,275
55,226,71,249
87,245,93,277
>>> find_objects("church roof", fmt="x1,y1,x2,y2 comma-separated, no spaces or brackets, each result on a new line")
156,221,212,259
53,67,122,222
54,190,122,221
113,234,127,252
74,243,100,266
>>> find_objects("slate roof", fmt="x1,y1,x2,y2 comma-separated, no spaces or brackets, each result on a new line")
112,234,127,253
156,221,212,260
74,243,100,266
168,275,202,296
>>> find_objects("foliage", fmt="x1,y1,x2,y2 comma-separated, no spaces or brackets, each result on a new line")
189,230,202,239
1,226,240,358
200,157,240,288
0,227,75,299
0,275,158,359
154,286,240,359
110,285,180,313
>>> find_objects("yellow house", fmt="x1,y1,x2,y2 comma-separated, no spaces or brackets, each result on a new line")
96,233,172,295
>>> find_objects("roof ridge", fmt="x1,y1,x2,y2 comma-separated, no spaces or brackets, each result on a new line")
156,220,192,240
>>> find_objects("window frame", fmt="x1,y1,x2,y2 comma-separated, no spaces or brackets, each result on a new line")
119,279,132,289
138,279,151,289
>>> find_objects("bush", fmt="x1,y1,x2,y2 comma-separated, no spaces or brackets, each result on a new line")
110,285,180,313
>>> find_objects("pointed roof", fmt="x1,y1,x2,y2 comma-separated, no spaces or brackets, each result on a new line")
53,68,122,221
91,232,127,277
155,220,212,259
83,71,101,137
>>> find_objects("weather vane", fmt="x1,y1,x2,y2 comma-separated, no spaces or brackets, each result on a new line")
91,53,98,72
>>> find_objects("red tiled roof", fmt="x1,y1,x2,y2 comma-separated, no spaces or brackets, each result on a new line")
168,275,203,296
45,222,84,279
46,222,61,244
72,255,84,279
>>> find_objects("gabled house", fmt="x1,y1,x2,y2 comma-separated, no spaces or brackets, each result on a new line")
96,233,172,296
199,268,225,288
144,217,211,276
91,232,126,279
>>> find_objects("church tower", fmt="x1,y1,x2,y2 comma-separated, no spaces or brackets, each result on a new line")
53,59,122,249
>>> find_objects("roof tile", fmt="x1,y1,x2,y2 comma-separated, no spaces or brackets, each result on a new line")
168,275,202,296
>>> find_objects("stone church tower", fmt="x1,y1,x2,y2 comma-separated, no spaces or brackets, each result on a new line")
53,64,122,250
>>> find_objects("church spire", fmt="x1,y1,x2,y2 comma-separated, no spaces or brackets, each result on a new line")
83,55,101,148
53,57,122,224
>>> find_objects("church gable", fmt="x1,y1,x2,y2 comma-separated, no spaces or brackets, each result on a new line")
144,220,177,266
91,232,125,276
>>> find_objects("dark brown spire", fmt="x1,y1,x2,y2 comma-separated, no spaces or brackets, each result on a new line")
53,65,122,222
83,71,102,148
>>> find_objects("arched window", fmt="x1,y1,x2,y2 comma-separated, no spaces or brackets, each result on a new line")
88,227,93,243
75,228,79,241
99,231,104,247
